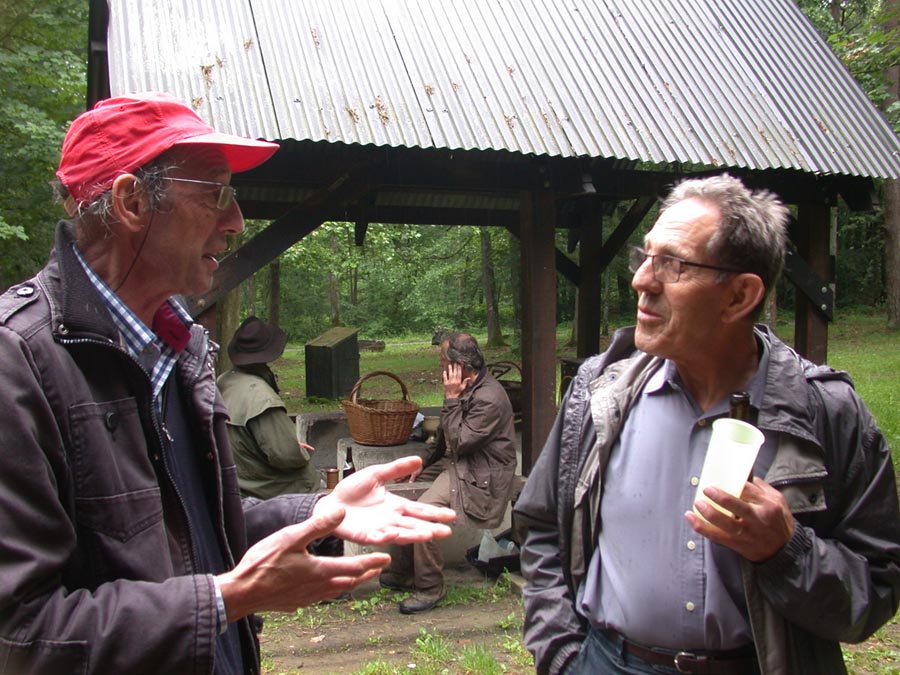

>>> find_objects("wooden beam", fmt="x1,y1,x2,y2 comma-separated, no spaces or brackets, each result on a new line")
792,203,832,364
354,221,369,247
189,165,375,317
576,201,604,357
519,191,558,476
594,195,656,268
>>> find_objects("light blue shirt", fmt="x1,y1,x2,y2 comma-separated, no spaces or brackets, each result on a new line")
579,335,776,650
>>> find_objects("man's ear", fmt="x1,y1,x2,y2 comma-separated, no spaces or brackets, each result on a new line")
109,174,150,233
723,273,766,323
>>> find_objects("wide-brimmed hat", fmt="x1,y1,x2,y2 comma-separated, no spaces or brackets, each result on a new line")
228,316,287,366
56,92,279,210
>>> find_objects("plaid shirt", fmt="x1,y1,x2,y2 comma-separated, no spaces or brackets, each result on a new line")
72,244,191,412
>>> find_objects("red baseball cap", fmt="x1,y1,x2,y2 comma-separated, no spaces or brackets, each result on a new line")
56,92,279,207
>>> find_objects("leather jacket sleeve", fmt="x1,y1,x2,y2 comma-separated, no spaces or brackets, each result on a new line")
514,394,588,675
752,376,900,644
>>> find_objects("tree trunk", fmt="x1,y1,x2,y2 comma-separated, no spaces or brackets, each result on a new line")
886,179,900,329
480,228,504,346
267,258,281,327
350,266,358,305
215,232,243,374
328,232,340,326
601,267,610,337
764,292,778,333
246,273,257,316
507,231,522,347
884,0,900,329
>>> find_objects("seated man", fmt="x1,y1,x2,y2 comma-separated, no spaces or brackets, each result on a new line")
218,316,320,497
381,332,518,613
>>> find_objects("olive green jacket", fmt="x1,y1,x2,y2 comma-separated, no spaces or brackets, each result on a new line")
218,368,320,497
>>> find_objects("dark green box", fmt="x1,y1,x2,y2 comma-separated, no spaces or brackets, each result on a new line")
304,327,360,399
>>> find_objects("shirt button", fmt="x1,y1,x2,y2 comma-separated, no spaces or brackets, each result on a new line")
697,419,708,427
686,540,696,551
685,601,696,612
690,476,700,487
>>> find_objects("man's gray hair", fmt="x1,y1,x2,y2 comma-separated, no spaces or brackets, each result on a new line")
662,174,790,299
51,155,180,245
444,333,485,371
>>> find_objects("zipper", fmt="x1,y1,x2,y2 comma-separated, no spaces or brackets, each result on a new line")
59,331,200,571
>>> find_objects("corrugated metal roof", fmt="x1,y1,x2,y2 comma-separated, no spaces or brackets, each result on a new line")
106,0,900,178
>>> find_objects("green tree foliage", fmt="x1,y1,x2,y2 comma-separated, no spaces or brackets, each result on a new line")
0,0,87,288
797,0,900,309
244,222,516,341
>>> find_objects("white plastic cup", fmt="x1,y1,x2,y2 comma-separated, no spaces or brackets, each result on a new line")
694,418,765,519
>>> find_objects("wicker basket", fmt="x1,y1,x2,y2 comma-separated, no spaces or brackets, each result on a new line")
341,370,420,446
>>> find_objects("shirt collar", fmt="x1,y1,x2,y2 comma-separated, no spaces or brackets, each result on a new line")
71,243,193,356
645,331,771,414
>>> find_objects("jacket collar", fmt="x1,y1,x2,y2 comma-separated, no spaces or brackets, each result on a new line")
41,221,121,344
599,324,848,448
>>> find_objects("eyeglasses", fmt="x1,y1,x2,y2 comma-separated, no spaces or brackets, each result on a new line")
161,177,236,210
628,246,741,283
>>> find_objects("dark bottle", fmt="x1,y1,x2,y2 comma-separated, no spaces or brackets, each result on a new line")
729,391,752,423
342,447,356,479
729,391,755,481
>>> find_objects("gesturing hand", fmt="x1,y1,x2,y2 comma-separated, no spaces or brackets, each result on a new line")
315,456,456,545
218,506,391,621
685,477,795,562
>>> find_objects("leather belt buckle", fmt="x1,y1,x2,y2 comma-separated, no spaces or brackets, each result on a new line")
674,651,708,674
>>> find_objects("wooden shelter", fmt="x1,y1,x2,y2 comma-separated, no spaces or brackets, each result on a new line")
87,0,900,472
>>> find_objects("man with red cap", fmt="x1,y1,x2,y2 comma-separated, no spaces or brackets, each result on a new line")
0,93,455,674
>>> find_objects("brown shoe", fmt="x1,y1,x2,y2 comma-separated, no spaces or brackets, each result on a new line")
399,591,444,614
379,572,415,592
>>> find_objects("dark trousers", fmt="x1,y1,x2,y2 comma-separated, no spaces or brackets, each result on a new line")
386,459,451,594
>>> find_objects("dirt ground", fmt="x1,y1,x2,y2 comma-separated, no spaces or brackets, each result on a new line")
260,560,900,675
260,564,528,675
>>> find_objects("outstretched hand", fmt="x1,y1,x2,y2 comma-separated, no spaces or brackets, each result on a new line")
315,456,456,545
218,506,391,621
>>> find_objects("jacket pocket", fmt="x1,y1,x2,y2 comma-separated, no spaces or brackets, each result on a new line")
459,468,513,524
0,636,88,675
68,397,157,497
68,398,172,583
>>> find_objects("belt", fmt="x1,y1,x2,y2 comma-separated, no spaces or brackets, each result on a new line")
602,630,758,675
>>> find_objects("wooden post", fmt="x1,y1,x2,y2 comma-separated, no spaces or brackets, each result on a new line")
793,202,832,364
520,191,558,475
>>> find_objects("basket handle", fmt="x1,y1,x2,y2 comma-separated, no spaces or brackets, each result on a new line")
349,370,411,404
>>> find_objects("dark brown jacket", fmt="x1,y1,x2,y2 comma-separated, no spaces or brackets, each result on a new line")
431,371,517,528
0,223,319,674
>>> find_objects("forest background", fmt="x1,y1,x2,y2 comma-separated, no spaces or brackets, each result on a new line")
1,1,899,347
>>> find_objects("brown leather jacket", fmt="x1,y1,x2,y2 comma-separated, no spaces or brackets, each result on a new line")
430,370,518,528
0,223,319,674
